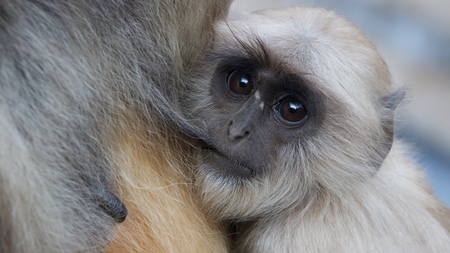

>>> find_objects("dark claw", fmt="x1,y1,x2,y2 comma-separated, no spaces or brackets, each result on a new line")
96,188,128,223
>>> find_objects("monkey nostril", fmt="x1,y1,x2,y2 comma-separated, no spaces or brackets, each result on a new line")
228,123,250,141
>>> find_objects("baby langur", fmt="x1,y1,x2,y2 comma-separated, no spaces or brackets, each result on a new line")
184,7,450,252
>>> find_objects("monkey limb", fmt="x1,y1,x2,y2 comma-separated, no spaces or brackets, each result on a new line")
0,0,231,252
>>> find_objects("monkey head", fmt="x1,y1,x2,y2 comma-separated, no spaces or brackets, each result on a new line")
184,7,404,220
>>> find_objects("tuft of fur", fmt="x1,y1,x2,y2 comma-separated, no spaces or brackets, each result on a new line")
104,117,229,253
186,7,450,252
0,0,231,252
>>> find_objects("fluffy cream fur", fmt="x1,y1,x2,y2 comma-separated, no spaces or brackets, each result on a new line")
190,7,450,252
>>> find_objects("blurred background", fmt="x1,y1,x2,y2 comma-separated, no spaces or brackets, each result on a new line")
232,0,450,207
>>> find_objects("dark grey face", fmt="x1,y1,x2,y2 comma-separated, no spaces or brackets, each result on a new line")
190,42,324,181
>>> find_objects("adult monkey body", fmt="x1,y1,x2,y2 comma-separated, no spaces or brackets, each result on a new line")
0,0,230,252
185,7,450,252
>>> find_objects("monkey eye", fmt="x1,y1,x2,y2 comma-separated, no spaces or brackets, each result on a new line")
274,97,307,124
227,70,254,95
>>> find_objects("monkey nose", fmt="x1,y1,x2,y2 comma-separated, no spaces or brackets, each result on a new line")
227,120,250,141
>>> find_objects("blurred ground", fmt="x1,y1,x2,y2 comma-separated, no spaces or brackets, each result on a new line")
231,0,450,207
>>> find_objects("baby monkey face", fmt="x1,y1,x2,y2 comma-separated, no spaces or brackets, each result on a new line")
193,53,323,181
185,7,398,219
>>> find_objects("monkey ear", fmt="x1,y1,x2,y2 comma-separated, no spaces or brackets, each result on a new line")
382,88,406,112
95,187,128,223
372,88,406,169
381,87,406,136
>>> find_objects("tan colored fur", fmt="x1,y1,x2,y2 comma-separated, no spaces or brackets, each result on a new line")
105,123,228,253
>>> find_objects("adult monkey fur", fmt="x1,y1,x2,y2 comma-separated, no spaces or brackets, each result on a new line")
185,7,450,252
0,0,231,252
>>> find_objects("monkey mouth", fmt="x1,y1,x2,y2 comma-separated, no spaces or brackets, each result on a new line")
189,136,254,179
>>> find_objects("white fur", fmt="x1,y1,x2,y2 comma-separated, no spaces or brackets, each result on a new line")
192,7,450,252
